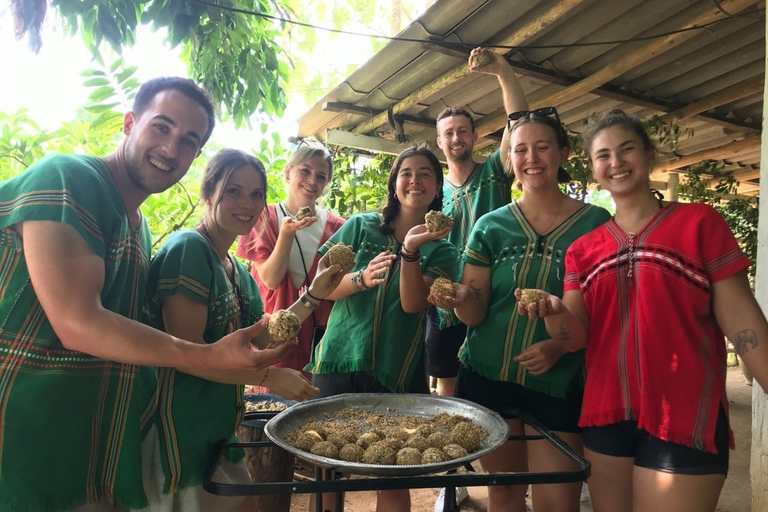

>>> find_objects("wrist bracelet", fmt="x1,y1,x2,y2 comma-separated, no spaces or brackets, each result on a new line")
300,293,320,310
400,248,420,262
306,290,322,302
258,367,269,387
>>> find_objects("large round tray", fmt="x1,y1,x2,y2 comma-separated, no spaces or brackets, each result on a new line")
263,393,509,476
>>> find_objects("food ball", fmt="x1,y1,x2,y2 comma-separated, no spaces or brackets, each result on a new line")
427,431,450,449
384,436,404,451
396,447,422,465
424,210,452,232
519,289,549,307
338,443,364,463
356,431,382,449
310,441,339,458
404,435,428,452
326,433,350,449
421,447,447,464
325,244,355,271
389,430,409,444
295,205,313,221
362,441,396,465
469,51,492,69
450,422,488,452
443,444,469,460
268,309,301,343
429,277,455,301
416,425,434,438
304,430,324,443
294,432,317,452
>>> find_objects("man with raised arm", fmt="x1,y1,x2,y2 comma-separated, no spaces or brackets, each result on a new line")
428,48,528,512
0,77,293,512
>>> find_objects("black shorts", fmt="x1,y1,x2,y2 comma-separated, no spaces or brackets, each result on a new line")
455,364,582,433
581,407,729,475
425,307,467,379
312,364,430,398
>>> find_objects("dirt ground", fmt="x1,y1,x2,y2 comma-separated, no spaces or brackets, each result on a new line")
286,367,753,512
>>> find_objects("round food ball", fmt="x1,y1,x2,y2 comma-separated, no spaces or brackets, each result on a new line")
396,447,422,465
469,50,492,69
429,277,455,300
356,431,382,449
424,210,452,232
416,425,434,438
405,435,428,452
295,205,313,221
268,309,301,343
450,422,488,452
421,447,447,464
310,441,339,458
427,431,450,449
384,436,404,451
362,441,396,465
443,444,469,460
389,430,409,444
519,289,549,307
338,443,364,463
325,244,355,271
293,432,317,452
326,433,349,449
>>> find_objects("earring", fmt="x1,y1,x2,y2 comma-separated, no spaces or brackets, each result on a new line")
394,192,398,199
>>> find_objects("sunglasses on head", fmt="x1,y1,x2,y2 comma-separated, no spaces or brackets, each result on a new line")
507,107,561,128
297,138,333,156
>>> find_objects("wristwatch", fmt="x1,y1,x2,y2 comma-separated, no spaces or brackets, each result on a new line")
300,293,320,310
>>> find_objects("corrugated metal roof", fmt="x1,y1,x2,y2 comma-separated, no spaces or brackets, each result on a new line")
297,0,765,197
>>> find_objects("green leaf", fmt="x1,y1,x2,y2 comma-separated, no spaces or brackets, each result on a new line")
83,77,111,87
88,85,117,102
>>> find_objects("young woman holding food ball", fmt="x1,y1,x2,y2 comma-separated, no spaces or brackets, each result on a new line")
517,109,768,512
305,145,458,512
138,148,345,512
237,140,345,383
430,109,610,512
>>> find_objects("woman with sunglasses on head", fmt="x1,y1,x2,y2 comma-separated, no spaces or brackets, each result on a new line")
306,146,458,512
138,149,346,512
430,108,610,512
517,109,768,512
236,140,345,383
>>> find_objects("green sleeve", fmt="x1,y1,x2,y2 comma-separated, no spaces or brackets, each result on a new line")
150,231,214,306
463,214,495,267
0,154,119,259
423,240,459,281
487,148,513,188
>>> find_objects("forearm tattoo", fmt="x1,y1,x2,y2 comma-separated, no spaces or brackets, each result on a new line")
468,279,482,300
558,322,572,341
732,329,758,356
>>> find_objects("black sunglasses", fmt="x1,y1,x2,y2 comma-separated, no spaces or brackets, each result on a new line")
296,137,333,156
507,107,561,128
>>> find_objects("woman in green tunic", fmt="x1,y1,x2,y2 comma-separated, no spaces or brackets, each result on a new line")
138,149,345,512
430,109,611,512
306,146,459,512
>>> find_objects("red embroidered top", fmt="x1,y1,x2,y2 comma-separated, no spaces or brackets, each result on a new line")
564,203,750,453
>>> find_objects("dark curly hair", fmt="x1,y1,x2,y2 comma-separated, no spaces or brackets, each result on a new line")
379,146,444,235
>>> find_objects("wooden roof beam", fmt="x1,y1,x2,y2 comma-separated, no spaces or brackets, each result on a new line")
531,0,759,109
663,79,764,121
351,0,588,135
652,135,761,174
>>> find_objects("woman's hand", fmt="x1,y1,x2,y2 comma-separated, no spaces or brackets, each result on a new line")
264,367,319,401
515,289,565,319
361,250,397,288
428,283,471,310
513,339,566,375
308,257,347,299
402,223,452,254
279,216,316,236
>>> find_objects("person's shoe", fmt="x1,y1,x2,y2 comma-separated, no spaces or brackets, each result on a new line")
434,486,469,512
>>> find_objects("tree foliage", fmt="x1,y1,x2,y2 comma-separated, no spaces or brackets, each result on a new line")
41,0,289,124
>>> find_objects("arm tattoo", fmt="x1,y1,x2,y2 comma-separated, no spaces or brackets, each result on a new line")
732,329,758,356
468,279,482,300
557,322,572,341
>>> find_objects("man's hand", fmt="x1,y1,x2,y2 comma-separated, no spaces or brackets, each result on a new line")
266,367,319,401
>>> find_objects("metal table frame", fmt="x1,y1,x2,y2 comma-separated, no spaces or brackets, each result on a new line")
203,407,590,512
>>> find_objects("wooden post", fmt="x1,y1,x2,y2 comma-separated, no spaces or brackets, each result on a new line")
666,173,679,201
237,422,295,512
751,15,768,511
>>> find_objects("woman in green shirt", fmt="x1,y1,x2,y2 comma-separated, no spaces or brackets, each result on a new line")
306,146,459,512
139,149,345,512
431,109,610,512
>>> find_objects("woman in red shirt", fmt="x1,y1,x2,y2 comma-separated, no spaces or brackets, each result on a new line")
518,109,768,512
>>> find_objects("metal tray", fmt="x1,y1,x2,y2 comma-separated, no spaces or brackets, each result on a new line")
263,393,509,476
